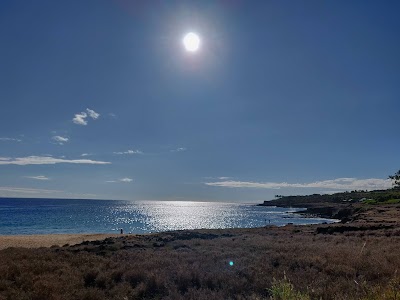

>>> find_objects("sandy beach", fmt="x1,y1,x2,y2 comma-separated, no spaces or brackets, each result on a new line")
0,233,122,250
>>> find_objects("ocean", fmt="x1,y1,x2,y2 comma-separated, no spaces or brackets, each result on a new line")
0,198,336,235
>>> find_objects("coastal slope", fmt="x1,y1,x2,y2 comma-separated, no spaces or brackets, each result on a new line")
1,202,400,299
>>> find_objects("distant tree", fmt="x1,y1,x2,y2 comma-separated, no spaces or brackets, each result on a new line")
389,170,400,189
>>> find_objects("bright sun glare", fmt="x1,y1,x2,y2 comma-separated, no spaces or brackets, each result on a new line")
183,32,200,52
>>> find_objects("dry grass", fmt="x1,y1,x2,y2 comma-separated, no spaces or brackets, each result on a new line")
1,205,400,299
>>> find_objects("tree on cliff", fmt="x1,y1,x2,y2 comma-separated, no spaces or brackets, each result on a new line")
389,170,400,189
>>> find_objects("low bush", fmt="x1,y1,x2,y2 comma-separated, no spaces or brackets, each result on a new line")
1,224,400,299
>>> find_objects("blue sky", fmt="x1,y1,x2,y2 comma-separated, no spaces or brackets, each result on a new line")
0,0,399,202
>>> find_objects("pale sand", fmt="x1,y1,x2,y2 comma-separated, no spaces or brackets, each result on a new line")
0,234,122,250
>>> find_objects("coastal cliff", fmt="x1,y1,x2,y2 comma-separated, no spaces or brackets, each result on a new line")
259,188,400,222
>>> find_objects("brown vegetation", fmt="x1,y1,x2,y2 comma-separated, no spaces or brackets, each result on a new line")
1,204,400,299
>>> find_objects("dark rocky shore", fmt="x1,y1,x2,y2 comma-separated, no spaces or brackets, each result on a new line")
260,200,358,222
259,189,400,222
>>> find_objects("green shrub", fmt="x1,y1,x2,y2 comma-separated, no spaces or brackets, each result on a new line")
269,275,310,300
363,199,378,205
384,199,400,204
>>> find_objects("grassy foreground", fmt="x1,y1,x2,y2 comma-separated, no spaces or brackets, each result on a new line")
1,204,400,299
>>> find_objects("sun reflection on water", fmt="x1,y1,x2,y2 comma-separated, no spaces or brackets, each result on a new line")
0,199,338,235
105,201,336,234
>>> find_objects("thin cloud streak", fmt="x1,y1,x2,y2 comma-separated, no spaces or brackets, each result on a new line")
113,150,142,155
0,187,62,194
0,137,22,142
107,178,133,183
205,178,393,191
170,147,187,152
0,187,97,199
120,178,133,182
52,135,69,145
0,156,110,165
24,175,50,180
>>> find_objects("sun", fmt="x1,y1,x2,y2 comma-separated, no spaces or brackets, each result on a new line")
183,32,200,52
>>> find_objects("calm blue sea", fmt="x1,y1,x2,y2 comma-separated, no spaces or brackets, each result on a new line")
0,198,336,235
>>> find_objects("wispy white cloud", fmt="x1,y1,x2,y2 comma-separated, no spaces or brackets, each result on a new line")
170,147,187,152
24,175,50,180
120,178,133,182
107,178,133,183
72,108,100,125
113,150,143,155
80,153,93,157
52,135,69,145
72,112,88,125
203,176,232,180
86,108,100,120
205,178,392,191
0,137,22,142
0,156,110,165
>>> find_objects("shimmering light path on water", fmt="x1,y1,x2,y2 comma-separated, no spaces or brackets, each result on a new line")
0,198,336,235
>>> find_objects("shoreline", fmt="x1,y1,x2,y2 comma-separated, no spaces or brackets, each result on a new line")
0,204,342,250
0,202,387,250
259,201,358,222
